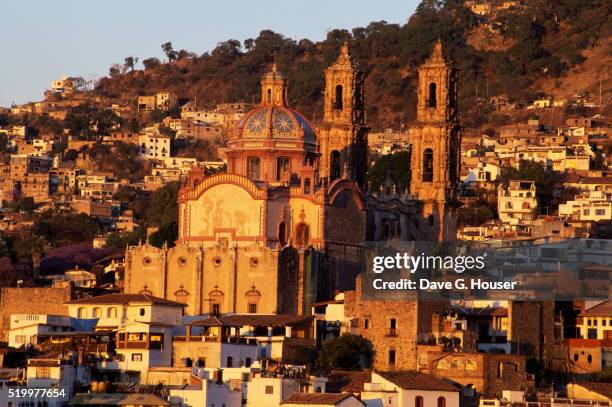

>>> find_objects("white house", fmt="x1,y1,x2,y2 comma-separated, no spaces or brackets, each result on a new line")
361,371,460,407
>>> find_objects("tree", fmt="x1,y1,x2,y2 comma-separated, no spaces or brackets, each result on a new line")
142,57,161,70
109,64,121,77
123,56,139,72
161,42,177,62
149,221,178,248
146,182,180,226
367,151,411,193
318,334,371,371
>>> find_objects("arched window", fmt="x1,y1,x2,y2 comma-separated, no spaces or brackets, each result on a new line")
267,88,272,104
276,156,290,181
278,221,287,246
330,150,341,181
77,307,87,319
304,178,311,194
438,397,446,407
92,307,101,318
506,202,513,209
209,289,224,316
295,223,310,248
107,307,117,318
428,82,437,108
522,202,531,209
423,149,434,182
415,396,424,407
248,156,261,180
245,357,252,367
335,85,343,110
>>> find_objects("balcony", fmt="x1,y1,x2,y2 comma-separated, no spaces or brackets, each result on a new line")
386,328,398,337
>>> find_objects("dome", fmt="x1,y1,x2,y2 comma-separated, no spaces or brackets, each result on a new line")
234,105,317,146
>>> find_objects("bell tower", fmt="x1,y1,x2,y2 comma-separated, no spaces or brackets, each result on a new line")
319,42,369,189
409,40,461,241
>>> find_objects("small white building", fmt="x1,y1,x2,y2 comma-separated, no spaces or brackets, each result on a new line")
139,133,171,160
361,371,460,407
559,190,612,222
497,181,537,224
8,314,73,348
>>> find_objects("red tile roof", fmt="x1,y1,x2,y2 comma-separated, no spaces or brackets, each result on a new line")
65,293,186,308
327,370,372,393
580,300,612,317
376,371,460,392
280,392,363,405
189,314,313,327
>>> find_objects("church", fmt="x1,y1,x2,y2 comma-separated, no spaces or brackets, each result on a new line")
124,41,461,316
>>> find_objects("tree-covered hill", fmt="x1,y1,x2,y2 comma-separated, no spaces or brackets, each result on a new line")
94,0,611,129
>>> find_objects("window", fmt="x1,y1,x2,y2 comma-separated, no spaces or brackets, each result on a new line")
92,307,101,318
596,209,605,216
389,350,396,366
245,357,252,367
304,178,311,194
267,89,272,104
428,82,437,108
77,307,87,318
248,303,257,314
364,318,370,329
330,150,341,181
211,303,220,317
522,202,531,209
265,385,274,394
497,362,503,378
423,149,434,182
248,156,261,180
438,397,446,407
276,157,290,181
278,222,287,246
14,335,26,343
415,396,424,407
583,209,590,216
335,85,343,110
139,308,145,316
36,367,51,379
132,353,143,362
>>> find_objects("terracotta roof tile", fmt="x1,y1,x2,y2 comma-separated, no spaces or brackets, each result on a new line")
189,314,313,327
65,293,186,308
376,371,460,392
327,370,372,393
580,300,612,317
280,392,363,405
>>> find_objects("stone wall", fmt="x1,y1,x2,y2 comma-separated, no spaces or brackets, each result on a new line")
0,287,72,341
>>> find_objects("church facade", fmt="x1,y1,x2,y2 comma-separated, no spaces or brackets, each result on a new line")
124,41,461,316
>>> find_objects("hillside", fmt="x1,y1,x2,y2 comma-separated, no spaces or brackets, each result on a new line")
93,0,612,129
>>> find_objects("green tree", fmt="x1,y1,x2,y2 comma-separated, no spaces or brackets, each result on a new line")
146,182,180,226
161,42,177,62
367,151,411,193
123,56,139,72
142,57,161,70
318,334,371,371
